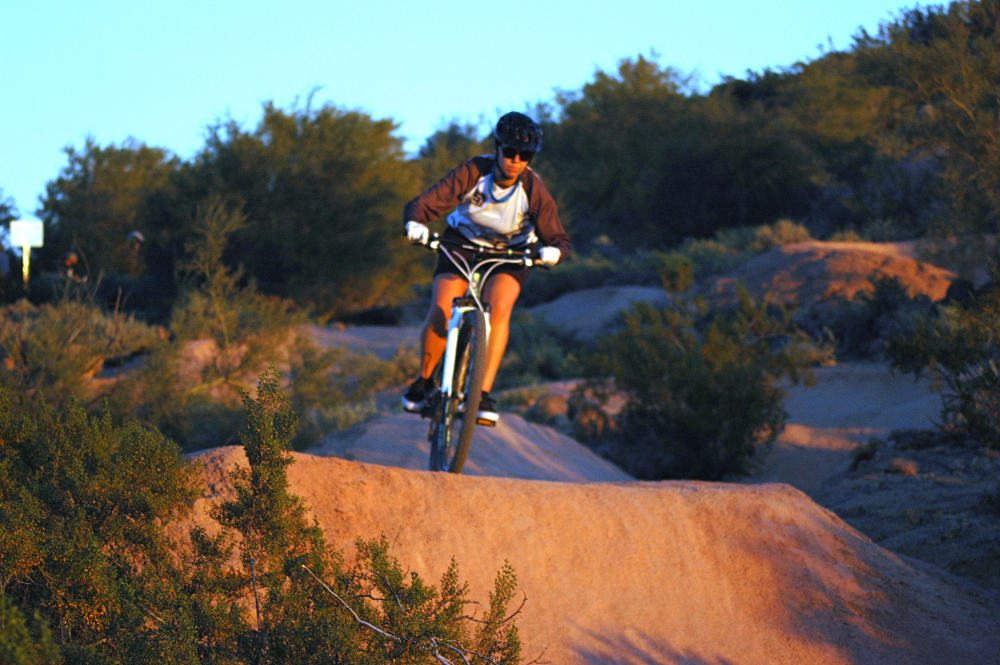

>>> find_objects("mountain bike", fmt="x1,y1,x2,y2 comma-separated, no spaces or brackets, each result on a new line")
416,234,538,473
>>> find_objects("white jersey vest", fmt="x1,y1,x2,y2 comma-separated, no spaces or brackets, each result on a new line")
447,170,538,248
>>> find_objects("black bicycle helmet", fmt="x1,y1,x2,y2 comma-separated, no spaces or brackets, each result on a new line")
493,112,543,152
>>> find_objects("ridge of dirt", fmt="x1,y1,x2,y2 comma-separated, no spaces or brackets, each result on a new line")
185,447,1000,665
310,411,632,483
696,240,956,306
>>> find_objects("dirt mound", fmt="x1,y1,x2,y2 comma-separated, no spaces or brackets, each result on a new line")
528,286,670,341
188,448,999,665
310,411,631,482
697,241,956,306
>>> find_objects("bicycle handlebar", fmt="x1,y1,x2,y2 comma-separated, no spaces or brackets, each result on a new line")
420,233,539,267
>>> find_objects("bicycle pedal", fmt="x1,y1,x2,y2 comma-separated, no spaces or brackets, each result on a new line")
476,417,498,427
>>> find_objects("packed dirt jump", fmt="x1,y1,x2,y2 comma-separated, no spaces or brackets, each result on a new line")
185,240,1000,663
191,447,999,665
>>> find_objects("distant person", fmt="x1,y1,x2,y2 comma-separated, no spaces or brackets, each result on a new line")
118,230,146,276
400,112,571,424
61,251,84,283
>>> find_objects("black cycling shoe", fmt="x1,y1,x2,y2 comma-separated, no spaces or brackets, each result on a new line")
476,391,499,427
402,377,435,413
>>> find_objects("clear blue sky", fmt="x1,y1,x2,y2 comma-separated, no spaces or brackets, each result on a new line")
2,0,911,218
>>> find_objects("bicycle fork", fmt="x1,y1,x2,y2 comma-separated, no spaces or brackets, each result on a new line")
439,300,491,400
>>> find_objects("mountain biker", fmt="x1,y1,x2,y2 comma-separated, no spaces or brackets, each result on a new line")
401,112,571,425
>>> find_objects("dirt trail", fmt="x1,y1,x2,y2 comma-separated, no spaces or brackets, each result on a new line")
190,447,1000,665
745,363,941,495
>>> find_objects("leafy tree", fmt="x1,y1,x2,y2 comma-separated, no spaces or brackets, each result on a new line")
854,0,1000,234
416,121,491,189
538,55,825,250
712,57,938,237
39,138,184,280
0,594,61,665
0,186,18,225
196,101,424,318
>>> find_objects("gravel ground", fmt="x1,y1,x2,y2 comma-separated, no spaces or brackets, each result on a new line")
815,429,1000,592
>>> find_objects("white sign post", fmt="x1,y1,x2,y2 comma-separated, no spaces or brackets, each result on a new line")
9,219,44,283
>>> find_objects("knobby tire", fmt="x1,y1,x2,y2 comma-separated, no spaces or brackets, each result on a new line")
429,309,486,473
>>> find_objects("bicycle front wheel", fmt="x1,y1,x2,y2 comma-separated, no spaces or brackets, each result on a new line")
429,309,487,473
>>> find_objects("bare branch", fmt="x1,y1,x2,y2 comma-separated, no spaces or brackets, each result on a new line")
441,640,501,665
459,589,527,626
433,638,470,665
303,564,511,665
302,565,402,642
369,568,406,614
524,646,551,665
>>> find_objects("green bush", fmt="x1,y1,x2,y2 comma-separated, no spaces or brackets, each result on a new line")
887,279,1000,448
0,594,61,665
586,287,829,479
0,369,527,664
108,197,417,452
0,299,161,411
0,385,197,664
800,276,938,360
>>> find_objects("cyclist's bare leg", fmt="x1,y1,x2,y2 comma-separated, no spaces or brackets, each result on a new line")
418,274,468,380
481,272,521,393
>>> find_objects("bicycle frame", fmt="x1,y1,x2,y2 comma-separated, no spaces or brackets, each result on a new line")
429,237,534,401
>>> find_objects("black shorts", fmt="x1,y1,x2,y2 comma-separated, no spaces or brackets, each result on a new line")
433,244,532,288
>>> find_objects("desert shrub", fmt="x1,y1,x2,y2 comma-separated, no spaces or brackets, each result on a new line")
677,218,813,279
0,385,197,664
887,279,1000,449
827,228,865,242
287,334,419,449
0,298,162,411
0,198,410,453
104,196,301,450
586,287,830,479
518,251,629,307
0,368,527,664
800,276,938,360
201,368,524,664
117,196,411,451
850,437,885,470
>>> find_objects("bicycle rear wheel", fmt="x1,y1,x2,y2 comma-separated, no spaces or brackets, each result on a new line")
428,309,487,473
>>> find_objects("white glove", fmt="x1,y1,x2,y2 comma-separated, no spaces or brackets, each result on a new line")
405,221,429,245
538,246,561,266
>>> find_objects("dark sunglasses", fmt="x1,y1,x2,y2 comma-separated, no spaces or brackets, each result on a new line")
500,146,535,162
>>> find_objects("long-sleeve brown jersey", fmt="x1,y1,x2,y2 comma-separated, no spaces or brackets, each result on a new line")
402,155,571,260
